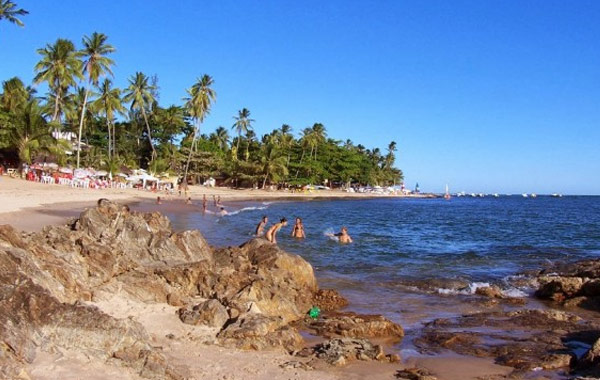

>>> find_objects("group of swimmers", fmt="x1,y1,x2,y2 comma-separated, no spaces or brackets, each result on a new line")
255,216,353,244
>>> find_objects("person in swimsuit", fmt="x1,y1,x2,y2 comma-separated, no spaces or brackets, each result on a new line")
202,195,207,212
291,217,306,238
218,207,228,216
327,226,352,243
265,218,287,244
156,196,162,205
255,216,268,236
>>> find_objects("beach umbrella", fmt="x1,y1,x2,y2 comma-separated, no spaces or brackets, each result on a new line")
95,170,108,176
59,167,73,174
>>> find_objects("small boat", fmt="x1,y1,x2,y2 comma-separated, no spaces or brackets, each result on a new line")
531,193,537,198
522,193,529,198
444,184,451,200
551,193,563,198
493,193,499,198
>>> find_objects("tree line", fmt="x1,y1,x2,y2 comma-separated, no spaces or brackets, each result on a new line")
0,4,403,188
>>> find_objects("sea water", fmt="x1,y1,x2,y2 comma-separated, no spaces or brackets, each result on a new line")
161,196,600,343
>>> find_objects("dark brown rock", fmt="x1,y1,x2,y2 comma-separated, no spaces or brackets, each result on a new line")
396,368,438,380
300,311,404,341
309,338,390,366
312,289,348,311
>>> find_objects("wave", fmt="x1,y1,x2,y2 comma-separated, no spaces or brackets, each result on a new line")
436,281,528,298
225,206,267,216
323,228,338,241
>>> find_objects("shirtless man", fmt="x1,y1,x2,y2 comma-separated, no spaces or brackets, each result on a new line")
255,216,268,236
218,207,228,216
202,195,207,212
331,226,352,243
291,217,306,239
265,218,287,244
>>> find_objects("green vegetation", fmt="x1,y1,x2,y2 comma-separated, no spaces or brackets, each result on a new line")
0,6,402,188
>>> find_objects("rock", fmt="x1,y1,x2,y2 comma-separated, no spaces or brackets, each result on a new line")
475,286,504,299
300,311,404,341
534,260,600,310
310,338,390,366
579,337,600,368
395,368,438,380
312,289,348,311
540,353,573,369
279,360,314,370
178,299,229,328
0,200,326,376
536,276,584,301
217,313,303,351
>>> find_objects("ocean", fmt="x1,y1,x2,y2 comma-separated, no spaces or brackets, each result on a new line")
161,195,600,351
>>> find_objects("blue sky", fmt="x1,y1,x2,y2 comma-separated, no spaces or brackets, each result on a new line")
1,1,599,194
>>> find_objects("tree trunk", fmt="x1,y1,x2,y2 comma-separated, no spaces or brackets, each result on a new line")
52,89,60,122
294,149,305,179
141,107,156,160
262,169,269,189
106,117,112,161
76,85,90,169
182,126,197,183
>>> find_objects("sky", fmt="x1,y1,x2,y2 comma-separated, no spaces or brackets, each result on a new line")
1,0,599,194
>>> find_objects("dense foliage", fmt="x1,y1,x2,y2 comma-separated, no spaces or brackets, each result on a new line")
0,5,402,188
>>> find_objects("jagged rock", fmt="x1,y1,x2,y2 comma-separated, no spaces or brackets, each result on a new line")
312,289,348,311
475,286,504,299
178,299,229,328
395,368,438,380
0,200,329,376
579,337,600,369
217,313,303,351
299,311,404,341
536,276,584,302
310,338,388,366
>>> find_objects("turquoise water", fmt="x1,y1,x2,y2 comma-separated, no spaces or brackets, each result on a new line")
161,196,600,330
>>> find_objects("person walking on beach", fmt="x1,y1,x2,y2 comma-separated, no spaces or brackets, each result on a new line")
255,216,268,236
291,217,306,239
265,218,287,244
328,226,352,243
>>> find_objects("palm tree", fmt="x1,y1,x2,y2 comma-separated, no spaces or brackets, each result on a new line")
123,72,157,160
0,77,32,113
76,32,115,168
93,78,124,161
260,142,288,189
34,39,82,122
0,0,27,27
279,124,294,167
211,126,230,150
182,74,216,182
384,140,397,170
310,123,327,160
232,108,254,160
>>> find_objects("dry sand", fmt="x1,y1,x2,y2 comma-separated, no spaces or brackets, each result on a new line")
4,176,514,379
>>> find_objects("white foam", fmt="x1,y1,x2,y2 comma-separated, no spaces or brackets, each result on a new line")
501,288,528,298
225,206,267,216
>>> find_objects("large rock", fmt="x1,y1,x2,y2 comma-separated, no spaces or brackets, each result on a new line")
300,311,404,341
0,200,328,377
304,338,389,366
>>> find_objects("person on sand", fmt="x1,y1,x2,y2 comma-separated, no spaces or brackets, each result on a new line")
328,226,352,243
291,217,306,239
156,196,162,205
265,218,288,244
255,216,268,236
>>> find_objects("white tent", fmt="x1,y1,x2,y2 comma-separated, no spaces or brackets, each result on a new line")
126,173,159,188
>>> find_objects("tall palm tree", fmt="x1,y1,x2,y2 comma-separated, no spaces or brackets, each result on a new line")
0,0,27,27
123,72,157,160
279,124,294,167
260,142,288,189
384,140,397,170
232,108,254,160
76,32,115,168
310,122,327,160
0,77,31,113
182,74,216,182
34,39,82,122
93,78,124,161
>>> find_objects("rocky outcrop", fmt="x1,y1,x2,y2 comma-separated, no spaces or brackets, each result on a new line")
0,200,328,378
298,311,404,341
535,259,600,310
297,338,395,367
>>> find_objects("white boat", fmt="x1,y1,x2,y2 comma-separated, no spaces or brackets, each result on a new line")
531,193,537,198
522,193,529,198
493,193,499,198
551,193,563,198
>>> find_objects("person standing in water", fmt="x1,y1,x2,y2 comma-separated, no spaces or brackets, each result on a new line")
265,218,287,244
213,195,217,207
202,195,207,212
255,216,268,236
291,217,306,238
218,207,228,216
328,226,352,243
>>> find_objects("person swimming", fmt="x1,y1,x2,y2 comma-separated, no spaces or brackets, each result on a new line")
218,207,228,216
186,197,192,204
328,226,352,243
291,217,306,238
265,218,287,244
255,216,268,236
